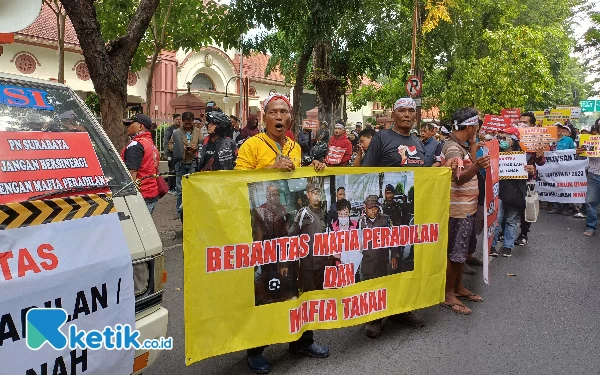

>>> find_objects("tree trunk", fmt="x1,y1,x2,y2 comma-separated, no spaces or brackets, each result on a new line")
145,48,160,115
313,41,340,135
291,47,313,135
59,0,160,149
99,90,129,151
57,13,65,83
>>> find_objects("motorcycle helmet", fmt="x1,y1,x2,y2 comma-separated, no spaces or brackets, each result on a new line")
206,111,232,137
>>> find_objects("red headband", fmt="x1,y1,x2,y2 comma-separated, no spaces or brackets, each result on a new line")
263,94,291,111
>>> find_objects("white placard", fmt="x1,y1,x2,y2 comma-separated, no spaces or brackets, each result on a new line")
499,152,528,179
536,150,589,203
0,213,135,375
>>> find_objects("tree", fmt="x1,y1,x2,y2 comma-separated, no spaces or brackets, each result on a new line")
59,0,161,150
582,11,600,94
43,0,67,83
97,0,240,116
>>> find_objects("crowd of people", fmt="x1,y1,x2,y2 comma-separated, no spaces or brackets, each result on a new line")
119,92,599,374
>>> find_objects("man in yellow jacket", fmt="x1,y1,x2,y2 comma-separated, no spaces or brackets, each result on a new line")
235,93,326,374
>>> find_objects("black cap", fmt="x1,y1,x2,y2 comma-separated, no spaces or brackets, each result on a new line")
385,184,395,193
123,114,153,130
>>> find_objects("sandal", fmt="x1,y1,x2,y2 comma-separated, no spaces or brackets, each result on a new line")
456,293,483,302
440,301,472,315
583,230,595,236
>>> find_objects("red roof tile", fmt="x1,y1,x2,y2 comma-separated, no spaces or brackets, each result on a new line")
17,3,79,46
233,53,286,83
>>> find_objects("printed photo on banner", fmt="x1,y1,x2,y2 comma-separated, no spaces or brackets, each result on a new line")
183,167,450,363
247,172,416,306
519,126,558,152
499,152,528,179
578,134,600,157
537,150,589,203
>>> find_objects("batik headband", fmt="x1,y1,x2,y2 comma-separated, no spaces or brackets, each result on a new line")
453,115,479,129
393,98,416,111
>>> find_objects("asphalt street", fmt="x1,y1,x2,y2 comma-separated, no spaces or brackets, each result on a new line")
146,210,600,375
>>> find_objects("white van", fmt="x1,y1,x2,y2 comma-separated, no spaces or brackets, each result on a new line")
0,72,168,374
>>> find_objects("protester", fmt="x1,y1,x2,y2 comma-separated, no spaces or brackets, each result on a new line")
579,120,600,236
318,121,330,143
490,127,535,257
327,187,346,228
362,98,426,166
163,113,181,193
298,126,312,157
195,111,237,172
353,128,376,166
438,123,451,143
231,115,241,144
325,120,353,166
121,114,160,214
169,112,202,222
420,122,442,167
361,97,426,330
548,123,576,215
194,118,208,138
440,107,489,315
349,123,360,151
239,114,260,144
513,112,545,246
234,93,327,374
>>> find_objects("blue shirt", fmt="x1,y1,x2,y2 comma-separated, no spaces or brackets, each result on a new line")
556,136,575,150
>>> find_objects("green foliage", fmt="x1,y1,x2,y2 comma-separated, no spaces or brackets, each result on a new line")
583,11,600,93
349,0,592,117
84,93,100,115
97,0,247,72
395,182,405,195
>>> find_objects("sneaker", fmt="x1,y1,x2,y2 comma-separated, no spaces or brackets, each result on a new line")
574,212,585,218
247,353,271,374
547,209,559,214
490,247,499,257
515,234,528,246
502,247,512,257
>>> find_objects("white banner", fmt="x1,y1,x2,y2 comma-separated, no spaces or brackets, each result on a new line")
0,213,135,375
499,152,528,179
536,150,589,203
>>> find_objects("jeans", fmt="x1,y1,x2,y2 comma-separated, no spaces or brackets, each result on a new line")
167,155,176,190
176,162,193,214
144,197,158,214
586,173,600,232
493,200,521,249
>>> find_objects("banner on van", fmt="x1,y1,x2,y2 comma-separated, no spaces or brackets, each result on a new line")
0,212,135,375
0,132,109,204
182,167,450,364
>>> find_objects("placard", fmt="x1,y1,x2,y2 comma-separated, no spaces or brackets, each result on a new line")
482,115,510,133
499,152,528,179
0,132,109,204
501,108,521,125
519,126,558,152
482,140,499,285
302,119,318,130
578,134,600,157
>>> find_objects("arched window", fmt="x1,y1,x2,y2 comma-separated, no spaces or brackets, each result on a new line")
190,73,215,91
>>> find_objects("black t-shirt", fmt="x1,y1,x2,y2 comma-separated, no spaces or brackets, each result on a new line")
362,129,426,167
124,141,145,171
201,141,220,171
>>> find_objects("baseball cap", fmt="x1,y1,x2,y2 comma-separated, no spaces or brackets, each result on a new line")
385,184,395,193
364,195,380,208
123,113,153,130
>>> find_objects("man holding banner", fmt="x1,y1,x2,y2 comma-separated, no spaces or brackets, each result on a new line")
235,92,328,374
440,108,489,315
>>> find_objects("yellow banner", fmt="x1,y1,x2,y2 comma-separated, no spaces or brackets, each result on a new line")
578,134,600,157
182,167,450,364
533,111,545,127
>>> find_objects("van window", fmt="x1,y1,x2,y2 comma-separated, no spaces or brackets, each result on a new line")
0,79,137,197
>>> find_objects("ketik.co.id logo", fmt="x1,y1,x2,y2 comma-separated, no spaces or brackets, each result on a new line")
26,308,69,350
26,308,147,350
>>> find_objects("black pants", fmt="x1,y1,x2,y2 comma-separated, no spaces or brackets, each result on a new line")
167,156,176,190
520,208,531,235
247,331,314,356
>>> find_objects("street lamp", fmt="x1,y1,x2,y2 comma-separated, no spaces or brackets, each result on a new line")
223,75,246,114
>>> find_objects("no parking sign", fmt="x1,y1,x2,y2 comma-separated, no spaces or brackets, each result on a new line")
405,75,421,97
